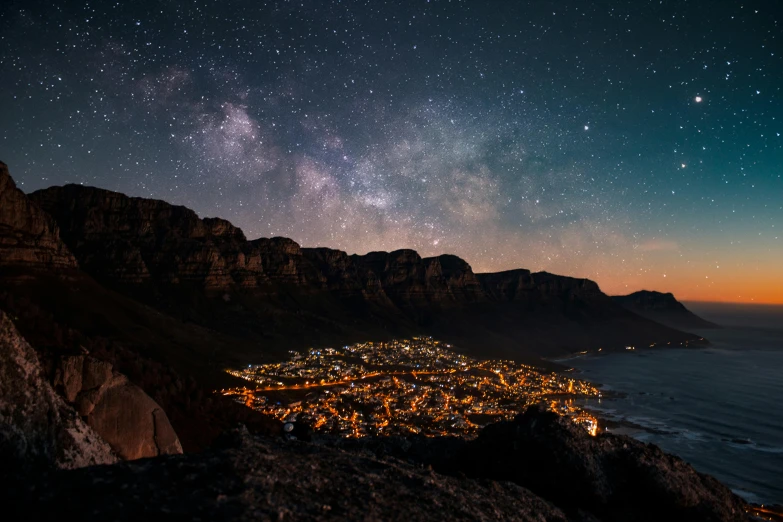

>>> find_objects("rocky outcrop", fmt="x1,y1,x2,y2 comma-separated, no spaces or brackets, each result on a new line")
20,425,569,522
30,184,258,288
0,310,116,477
254,237,324,286
447,406,750,522
328,250,486,308
321,406,753,522
53,354,183,460
424,254,486,301
612,291,720,331
299,249,486,305
0,162,77,271
13,410,756,521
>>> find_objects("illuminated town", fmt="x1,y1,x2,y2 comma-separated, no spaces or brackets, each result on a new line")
222,337,602,438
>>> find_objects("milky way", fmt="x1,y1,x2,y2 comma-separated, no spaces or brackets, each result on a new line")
1,1,781,302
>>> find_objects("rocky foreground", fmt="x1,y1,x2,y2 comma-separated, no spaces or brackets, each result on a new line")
12,427,568,522
7,407,753,522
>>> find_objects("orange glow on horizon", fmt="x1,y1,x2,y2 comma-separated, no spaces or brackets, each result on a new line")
577,243,783,305
599,269,783,305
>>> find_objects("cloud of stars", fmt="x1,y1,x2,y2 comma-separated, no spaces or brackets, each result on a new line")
1,0,781,302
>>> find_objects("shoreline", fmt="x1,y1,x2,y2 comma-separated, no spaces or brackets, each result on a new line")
565,336,783,508
583,404,782,511
547,335,712,366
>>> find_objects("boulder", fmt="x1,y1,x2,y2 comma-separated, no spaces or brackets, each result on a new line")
54,355,183,460
0,309,116,476
86,373,182,459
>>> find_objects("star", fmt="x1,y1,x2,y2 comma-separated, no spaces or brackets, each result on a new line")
0,0,779,304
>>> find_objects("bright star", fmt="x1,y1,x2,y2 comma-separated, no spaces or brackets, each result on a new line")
694,96,702,103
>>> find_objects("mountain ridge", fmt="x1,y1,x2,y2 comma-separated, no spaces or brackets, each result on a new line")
0,161,78,272
28,179,701,363
612,290,720,331
0,161,702,449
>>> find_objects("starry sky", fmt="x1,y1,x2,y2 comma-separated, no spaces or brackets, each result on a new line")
1,1,781,303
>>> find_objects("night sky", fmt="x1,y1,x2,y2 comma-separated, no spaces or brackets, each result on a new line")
1,1,781,303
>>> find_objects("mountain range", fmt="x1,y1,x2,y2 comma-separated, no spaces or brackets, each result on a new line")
7,163,703,345
613,290,720,331
1,160,767,521
0,160,716,445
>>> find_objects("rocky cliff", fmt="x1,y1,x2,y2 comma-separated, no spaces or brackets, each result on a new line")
54,354,182,459
0,309,116,477
26,179,700,363
612,291,720,331
477,269,610,311
0,161,77,271
30,183,261,288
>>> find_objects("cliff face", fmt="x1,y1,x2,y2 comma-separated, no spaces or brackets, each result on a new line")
612,291,720,331
30,184,264,288
25,183,601,310
29,184,488,305
477,269,610,311
26,180,700,361
352,250,486,307
0,162,77,271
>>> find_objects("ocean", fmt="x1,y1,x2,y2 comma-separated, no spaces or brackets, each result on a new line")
568,308,783,505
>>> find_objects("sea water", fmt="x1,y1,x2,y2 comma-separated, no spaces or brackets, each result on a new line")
570,325,783,505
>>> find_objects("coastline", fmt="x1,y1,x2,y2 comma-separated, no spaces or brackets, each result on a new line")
548,335,712,365
564,332,783,507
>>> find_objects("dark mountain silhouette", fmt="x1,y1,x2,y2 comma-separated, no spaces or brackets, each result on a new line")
0,160,700,449
612,290,720,332
27,179,699,363
0,161,281,451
